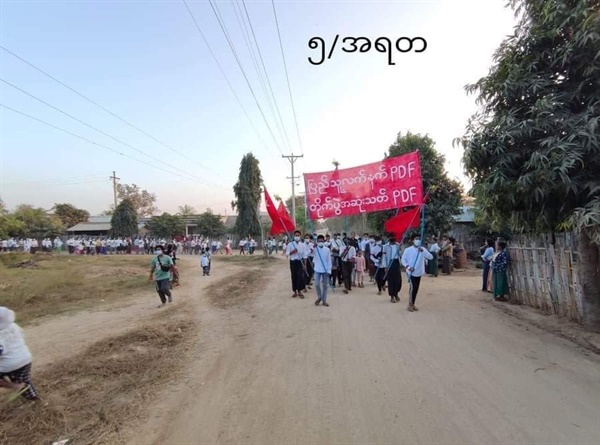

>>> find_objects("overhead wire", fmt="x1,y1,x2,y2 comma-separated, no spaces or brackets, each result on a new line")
0,78,225,189
206,0,285,155
271,0,305,156
0,45,218,174
0,174,107,185
240,0,293,153
181,0,276,158
0,103,227,189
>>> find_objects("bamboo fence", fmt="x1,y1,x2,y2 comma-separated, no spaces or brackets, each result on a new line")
506,233,583,323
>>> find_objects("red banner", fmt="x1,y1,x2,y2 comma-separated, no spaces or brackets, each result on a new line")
304,151,423,220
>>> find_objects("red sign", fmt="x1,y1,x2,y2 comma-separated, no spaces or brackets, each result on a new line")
303,151,423,220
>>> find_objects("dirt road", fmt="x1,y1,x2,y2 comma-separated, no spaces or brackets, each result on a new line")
132,256,600,445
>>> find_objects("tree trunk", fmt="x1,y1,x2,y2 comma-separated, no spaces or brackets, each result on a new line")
579,229,600,332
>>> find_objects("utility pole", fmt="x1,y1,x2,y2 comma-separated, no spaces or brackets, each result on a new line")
109,171,120,210
282,153,303,226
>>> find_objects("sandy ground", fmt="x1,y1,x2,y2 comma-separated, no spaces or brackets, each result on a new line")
130,256,599,445
22,255,600,444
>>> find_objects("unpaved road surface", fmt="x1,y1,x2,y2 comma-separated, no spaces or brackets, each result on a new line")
132,257,600,445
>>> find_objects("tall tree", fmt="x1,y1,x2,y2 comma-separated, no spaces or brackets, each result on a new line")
367,132,464,237
12,204,64,237
457,0,600,329
53,203,90,229
177,204,197,217
116,183,158,217
195,209,226,238
231,153,262,238
147,213,184,238
110,199,138,237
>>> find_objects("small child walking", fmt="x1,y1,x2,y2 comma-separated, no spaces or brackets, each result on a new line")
201,252,210,276
355,250,366,288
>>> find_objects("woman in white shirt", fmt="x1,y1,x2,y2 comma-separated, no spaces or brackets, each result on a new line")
0,307,38,400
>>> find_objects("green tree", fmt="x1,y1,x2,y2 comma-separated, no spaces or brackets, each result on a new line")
177,204,197,216
285,196,307,233
196,209,226,238
367,132,464,237
231,153,262,238
53,203,90,229
456,0,600,329
11,204,64,237
110,199,138,237
116,183,158,217
147,213,184,238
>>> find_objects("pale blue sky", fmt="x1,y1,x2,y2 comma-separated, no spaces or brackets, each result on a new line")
0,0,515,215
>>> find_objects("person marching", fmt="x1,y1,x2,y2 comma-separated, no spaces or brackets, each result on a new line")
355,249,366,288
340,239,356,294
201,251,210,276
286,230,306,299
149,245,175,308
304,234,315,290
383,234,402,303
427,236,440,277
402,234,433,312
313,235,332,307
370,236,386,295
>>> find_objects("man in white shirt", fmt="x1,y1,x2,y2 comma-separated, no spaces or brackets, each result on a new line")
285,230,306,298
340,240,356,294
383,235,402,303
401,234,433,312
370,236,386,295
303,234,315,290
313,235,332,307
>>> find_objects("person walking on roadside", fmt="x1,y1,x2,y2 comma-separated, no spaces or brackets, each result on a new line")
355,250,366,288
402,234,433,312
149,245,174,308
481,238,495,292
313,235,332,307
371,236,386,295
383,234,402,303
340,240,356,294
427,236,440,277
440,235,453,275
286,230,306,299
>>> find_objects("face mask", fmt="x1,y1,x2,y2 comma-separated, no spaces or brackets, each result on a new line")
377,241,382,245
413,240,421,247
294,236,301,242
305,239,310,243
318,242,324,248
155,250,162,255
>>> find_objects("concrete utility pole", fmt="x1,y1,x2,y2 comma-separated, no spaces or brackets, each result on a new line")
282,153,303,226
109,171,120,209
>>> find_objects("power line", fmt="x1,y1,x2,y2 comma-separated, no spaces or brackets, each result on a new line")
0,78,223,188
271,0,304,156
0,45,217,174
0,174,106,185
206,0,285,155
241,0,293,153
0,103,226,189
1,179,107,189
181,0,276,158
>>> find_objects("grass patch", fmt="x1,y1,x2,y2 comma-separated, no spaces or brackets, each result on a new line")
212,254,278,266
0,308,194,445
0,253,151,324
206,260,274,309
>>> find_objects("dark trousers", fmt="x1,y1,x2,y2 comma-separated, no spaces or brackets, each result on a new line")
307,257,314,283
0,363,38,400
331,257,341,286
155,279,172,303
375,266,386,291
409,275,422,304
482,260,491,290
342,261,353,290
442,256,452,274
387,260,402,297
290,260,304,292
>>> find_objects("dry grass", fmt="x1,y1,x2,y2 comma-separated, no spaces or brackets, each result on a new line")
0,307,195,445
211,254,278,267
0,253,150,324
206,259,275,309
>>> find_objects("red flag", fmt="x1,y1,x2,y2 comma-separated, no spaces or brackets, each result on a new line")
277,201,292,223
264,187,295,235
384,205,421,239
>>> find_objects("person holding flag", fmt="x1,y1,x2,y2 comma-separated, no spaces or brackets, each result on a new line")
286,230,307,298
383,234,402,303
313,235,332,307
402,234,433,312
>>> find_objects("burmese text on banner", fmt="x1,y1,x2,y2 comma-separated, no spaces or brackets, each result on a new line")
303,151,423,219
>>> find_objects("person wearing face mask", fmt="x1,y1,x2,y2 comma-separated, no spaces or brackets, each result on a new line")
370,236,386,295
286,230,307,298
383,234,402,303
402,234,434,312
303,234,315,290
313,235,332,306
149,245,175,308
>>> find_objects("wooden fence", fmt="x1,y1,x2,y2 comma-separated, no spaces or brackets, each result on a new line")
506,233,584,323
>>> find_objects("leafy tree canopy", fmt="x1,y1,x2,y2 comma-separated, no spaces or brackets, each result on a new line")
368,132,464,237
177,204,197,217
456,0,600,243
195,209,226,238
232,153,262,238
147,213,184,238
10,204,64,238
53,203,90,229
110,199,138,237
116,183,158,217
